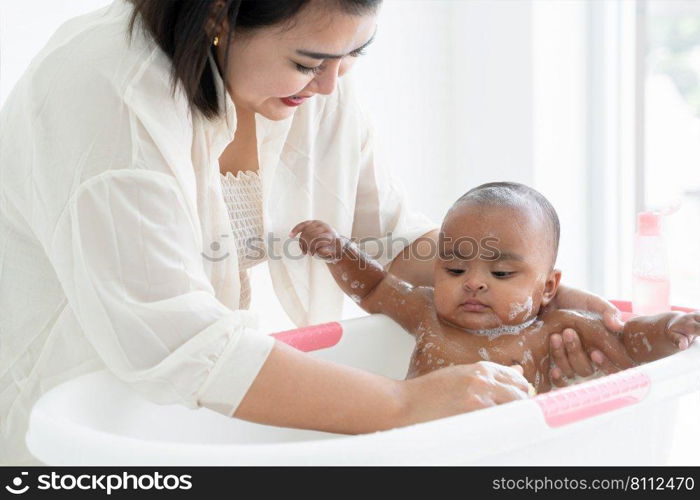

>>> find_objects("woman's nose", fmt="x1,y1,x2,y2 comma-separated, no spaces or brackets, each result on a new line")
312,59,342,95
338,57,354,77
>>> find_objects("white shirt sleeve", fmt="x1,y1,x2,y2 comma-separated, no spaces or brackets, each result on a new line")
48,168,274,417
351,104,439,268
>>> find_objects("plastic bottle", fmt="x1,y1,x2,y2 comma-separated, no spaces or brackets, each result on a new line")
631,211,671,315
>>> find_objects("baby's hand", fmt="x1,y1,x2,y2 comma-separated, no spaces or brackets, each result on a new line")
289,220,344,260
666,312,700,351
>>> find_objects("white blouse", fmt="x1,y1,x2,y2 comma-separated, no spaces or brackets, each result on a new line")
0,0,437,465
219,170,267,310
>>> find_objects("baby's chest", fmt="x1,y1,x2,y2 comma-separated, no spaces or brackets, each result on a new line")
408,326,549,379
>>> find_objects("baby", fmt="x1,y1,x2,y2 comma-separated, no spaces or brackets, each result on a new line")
290,182,699,394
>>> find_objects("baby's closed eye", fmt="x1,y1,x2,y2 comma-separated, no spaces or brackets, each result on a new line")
444,268,515,278
491,271,516,279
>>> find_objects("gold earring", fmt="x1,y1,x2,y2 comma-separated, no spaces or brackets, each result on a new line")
213,35,220,47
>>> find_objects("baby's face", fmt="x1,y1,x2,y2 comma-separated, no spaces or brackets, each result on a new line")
433,201,560,331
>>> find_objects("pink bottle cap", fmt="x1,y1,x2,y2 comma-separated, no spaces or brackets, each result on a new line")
637,211,661,236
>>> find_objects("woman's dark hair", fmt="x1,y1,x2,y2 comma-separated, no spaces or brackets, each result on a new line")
127,0,381,120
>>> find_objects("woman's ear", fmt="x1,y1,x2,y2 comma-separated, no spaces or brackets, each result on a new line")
206,0,229,39
540,268,562,307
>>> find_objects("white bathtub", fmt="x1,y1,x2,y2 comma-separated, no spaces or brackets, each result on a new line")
26,304,700,466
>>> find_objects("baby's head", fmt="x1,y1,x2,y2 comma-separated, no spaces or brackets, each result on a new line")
433,182,562,332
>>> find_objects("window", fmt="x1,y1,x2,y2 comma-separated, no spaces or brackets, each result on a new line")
584,0,700,307
645,0,700,306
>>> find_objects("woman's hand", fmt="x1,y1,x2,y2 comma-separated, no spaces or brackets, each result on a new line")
548,328,635,387
550,284,625,332
237,343,530,435
545,285,628,387
399,362,531,425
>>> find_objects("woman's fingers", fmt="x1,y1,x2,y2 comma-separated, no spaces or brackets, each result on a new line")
602,308,625,333
549,367,568,388
583,292,625,333
593,335,635,370
562,328,594,376
555,286,624,332
550,346,624,388
549,334,575,378
510,364,524,375
590,349,620,374
491,363,530,393
490,380,530,404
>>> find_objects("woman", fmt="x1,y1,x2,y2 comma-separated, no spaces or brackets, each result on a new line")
0,0,626,465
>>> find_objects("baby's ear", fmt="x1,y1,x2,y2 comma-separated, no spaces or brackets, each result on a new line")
540,269,562,307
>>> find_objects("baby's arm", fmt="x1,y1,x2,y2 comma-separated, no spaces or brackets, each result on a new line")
622,311,699,363
540,308,699,368
290,220,433,334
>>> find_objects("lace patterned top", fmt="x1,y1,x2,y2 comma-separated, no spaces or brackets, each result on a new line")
219,170,267,309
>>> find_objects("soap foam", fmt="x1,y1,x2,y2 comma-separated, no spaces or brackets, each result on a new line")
508,296,533,321
464,316,539,341
560,367,605,386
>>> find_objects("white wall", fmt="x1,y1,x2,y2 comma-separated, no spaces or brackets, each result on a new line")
353,0,537,224
0,0,113,103
532,0,589,290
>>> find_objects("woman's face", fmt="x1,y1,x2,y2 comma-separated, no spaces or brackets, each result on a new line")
215,2,378,121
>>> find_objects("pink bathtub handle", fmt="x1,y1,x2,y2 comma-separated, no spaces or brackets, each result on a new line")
609,298,697,321
534,369,651,427
271,322,343,352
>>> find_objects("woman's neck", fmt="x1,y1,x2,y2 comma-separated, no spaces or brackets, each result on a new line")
219,102,259,177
